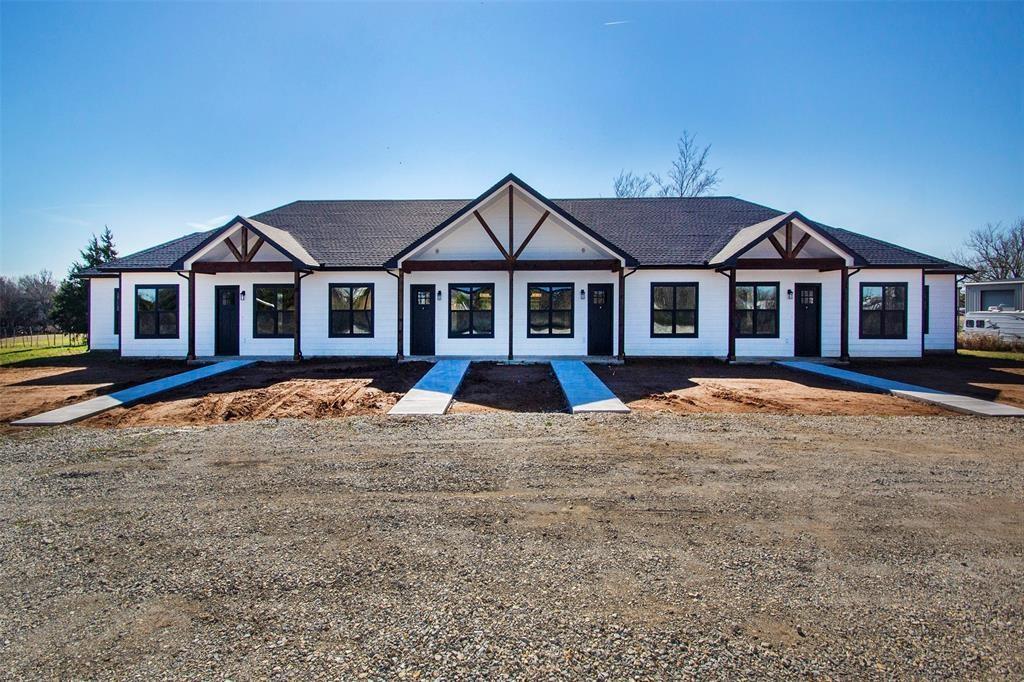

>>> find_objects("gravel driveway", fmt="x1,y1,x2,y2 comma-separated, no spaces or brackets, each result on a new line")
1,414,1021,679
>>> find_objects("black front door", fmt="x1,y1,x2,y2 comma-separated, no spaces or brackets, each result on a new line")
410,284,435,356
587,284,613,356
215,285,240,356
794,283,821,357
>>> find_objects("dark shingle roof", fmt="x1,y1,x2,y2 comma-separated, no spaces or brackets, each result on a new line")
94,194,967,272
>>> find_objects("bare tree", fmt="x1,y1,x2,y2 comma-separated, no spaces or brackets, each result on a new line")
613,171,653,198
952,218,1024,281
612,131,722,198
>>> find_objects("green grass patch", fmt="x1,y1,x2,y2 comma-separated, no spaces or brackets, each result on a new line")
0,343,88,366
958,349,1024,363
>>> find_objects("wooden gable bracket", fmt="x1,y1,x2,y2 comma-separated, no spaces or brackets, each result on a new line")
474,210,511,262
220,226,267,263
767,221,814,260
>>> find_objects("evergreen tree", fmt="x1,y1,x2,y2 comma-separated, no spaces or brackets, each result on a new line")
51,228,118,334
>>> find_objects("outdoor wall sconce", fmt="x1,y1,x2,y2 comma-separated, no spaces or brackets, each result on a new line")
240,290,246,301
580,289,586,300
787,289,793,300
436,290,442,301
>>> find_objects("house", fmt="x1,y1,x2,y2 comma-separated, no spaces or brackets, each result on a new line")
82,174,970,362
962,279,1024,341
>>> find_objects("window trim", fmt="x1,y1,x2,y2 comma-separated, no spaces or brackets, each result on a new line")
859,282,908,340
252,283,297,339
734,281,780,339
328,283,375,338
133,284,180,339
526,282,575,338
447,283,495,339
650,282,699,338
114,287,120,335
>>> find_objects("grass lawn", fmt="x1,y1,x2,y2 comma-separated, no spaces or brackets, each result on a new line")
958,348,1024,362
0,343,87,366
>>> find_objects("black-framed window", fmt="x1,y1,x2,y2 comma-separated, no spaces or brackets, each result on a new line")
448,284,494,338
528,283,574,337
329,284,374,337
923,284,930,335
734,283,779,338
651,283,698,337
860,283,907,339
114,287,120,335
134,284,179,339
253,284,296,338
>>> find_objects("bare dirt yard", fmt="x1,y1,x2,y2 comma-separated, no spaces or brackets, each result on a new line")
449,362,566,413
592,360,945,415
850,354,1024,409
0,353,186,428
84,359,431,427
0,414,1021,679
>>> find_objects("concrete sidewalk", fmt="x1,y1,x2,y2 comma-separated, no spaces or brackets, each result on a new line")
550,360,629,414
388,359,471,415
778,361,1024,417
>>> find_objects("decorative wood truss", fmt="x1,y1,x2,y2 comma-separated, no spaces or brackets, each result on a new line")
222,225,266,263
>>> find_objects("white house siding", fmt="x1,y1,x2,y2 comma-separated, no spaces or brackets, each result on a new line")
924,274,956,351
193,272,295,357
623,270,728,357
512,270,619,357
300,271,397,357
848,268,924,357
404,270,511,357
119,272,189,358
87,277,119,350
727,269,842,358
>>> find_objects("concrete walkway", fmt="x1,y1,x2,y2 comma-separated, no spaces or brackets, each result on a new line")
388,359,471,416
550,360,629,414
778,360,1024,417
11,360,256,426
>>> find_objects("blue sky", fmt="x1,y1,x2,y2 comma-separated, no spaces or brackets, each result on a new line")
2,1,1021,277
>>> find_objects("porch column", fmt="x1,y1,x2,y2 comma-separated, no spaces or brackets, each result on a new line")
85,278,91,351
617,267,626,360
508,267,514,360
397,270,405,359
187,271,196,361
840,266,850,361
727,268,736,362
293,270,302,361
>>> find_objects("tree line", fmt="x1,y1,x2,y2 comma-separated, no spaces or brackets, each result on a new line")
0,228,117,338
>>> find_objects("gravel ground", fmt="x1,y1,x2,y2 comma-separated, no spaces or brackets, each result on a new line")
1,414,1021,679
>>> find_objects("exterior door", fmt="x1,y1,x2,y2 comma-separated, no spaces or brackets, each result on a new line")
410,284,436,356
587,284,614,356
215,285,240,356
794,283,821,357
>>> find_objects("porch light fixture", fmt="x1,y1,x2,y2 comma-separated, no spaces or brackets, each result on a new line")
436,290,442,301
787,289,793,300
580,289,586,300
240,290,246,301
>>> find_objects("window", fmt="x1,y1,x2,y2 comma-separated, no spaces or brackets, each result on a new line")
416,289,432,306
923,285,930,335
734,283,779,338
448,284,494,338
114,287,120,335
329,284,373,337
134,285,179,339
965,319,975,328
528,283,574,337
976,319,986,329
980,289,1015,310
253,284,295,338
860,283,907,339
651,283,698,337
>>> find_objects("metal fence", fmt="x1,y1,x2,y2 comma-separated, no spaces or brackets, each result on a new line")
0,329,86,350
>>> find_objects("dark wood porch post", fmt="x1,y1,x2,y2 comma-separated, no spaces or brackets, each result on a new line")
618,267,626,361
727,267,736,362
397,270,405,359
840,266,850,361
507,185,514,360
293,269,302,361
187,270,196,361
85,278,92,351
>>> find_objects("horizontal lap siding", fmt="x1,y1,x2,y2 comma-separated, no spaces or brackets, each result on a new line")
924,274,955,351
734,269,842,358
849,268,923,358
404,270,510,357
624,270,728,357
194,273,295,357
513,270,618,357
300,272,397,357
88,277,119,350
120,273,189,358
